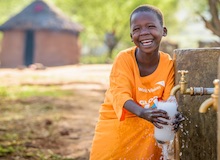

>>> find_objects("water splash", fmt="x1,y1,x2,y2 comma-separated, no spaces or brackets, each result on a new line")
162,143,168,160
157,141,173,160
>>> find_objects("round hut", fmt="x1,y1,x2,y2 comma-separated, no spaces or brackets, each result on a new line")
0,0,83,68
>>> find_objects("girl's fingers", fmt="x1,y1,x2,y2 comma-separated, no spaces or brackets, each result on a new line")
156,118,169,125
175,112,185,122
153,122,163,129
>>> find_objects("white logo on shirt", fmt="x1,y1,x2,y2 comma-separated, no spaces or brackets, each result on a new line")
138,81,165,107
139,96,158,108
156,81,165,87
138,81,165,93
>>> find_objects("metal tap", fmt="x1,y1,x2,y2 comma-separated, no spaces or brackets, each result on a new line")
178,70,191,94
170,70,214,96
170,70,189,96
199,79,219,113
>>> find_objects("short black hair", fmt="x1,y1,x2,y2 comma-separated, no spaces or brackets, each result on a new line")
130,4,164,26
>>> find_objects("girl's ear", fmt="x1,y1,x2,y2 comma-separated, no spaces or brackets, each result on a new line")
130,33,133,42
163,27,168,37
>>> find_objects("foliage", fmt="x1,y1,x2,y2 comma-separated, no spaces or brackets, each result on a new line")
200,0,220,37
0,0,32,23
178,0,220,39
0,145,15,156
0,0,219,54
0,0,179,58
54,0,179,48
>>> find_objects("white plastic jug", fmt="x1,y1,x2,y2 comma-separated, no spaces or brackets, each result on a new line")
154,96,178,143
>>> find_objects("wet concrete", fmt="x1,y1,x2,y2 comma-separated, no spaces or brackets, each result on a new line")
218,57,220,160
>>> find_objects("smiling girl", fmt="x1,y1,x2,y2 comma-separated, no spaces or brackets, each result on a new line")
90,4,183,159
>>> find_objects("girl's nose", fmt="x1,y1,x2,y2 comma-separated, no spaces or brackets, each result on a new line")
140,28,150,35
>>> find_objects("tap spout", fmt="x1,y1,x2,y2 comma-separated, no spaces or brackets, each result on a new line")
170,84,180,96
199,98,213,113
199,79,219,113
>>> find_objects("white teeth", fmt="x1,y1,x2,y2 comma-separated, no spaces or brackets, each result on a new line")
141,40,152,43
141,40,152,46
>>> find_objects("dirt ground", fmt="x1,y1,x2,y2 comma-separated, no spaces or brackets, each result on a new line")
0,64,112,159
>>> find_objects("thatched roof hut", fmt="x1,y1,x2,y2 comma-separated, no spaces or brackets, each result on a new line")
0,0,83,68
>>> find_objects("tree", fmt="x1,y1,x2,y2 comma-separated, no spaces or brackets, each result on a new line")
0,0,33,24
104,31,117,59
182,0,220,44
54,0,179,59
200,0,220,37
0,0,179,59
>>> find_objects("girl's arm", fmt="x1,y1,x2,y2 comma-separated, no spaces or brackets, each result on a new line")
124,100,170,128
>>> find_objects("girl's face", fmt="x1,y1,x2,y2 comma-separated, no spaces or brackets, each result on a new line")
130,11,167,54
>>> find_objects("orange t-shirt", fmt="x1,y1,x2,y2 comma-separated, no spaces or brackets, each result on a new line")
90,46,174,160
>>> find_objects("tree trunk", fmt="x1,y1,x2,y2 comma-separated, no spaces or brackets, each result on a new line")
200,0,220,37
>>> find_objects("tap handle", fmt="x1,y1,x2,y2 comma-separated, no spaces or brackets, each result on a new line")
178,70,188,82
178,70,188,76
213,79,219,86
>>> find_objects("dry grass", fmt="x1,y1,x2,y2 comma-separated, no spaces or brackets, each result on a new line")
0,64,111,160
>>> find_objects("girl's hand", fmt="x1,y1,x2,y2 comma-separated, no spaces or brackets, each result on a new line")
172,112,185,132
139,108,170,129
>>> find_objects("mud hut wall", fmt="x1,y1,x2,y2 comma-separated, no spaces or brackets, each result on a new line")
0,31,24,68
34,30,80,67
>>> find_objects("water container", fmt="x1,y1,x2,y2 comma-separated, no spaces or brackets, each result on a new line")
154,96,178,143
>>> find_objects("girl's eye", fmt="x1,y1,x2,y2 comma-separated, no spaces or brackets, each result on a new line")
149,25,156,28
133,28,140,32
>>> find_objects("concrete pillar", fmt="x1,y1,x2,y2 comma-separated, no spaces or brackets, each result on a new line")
218,57,220,160
173,48,220,160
